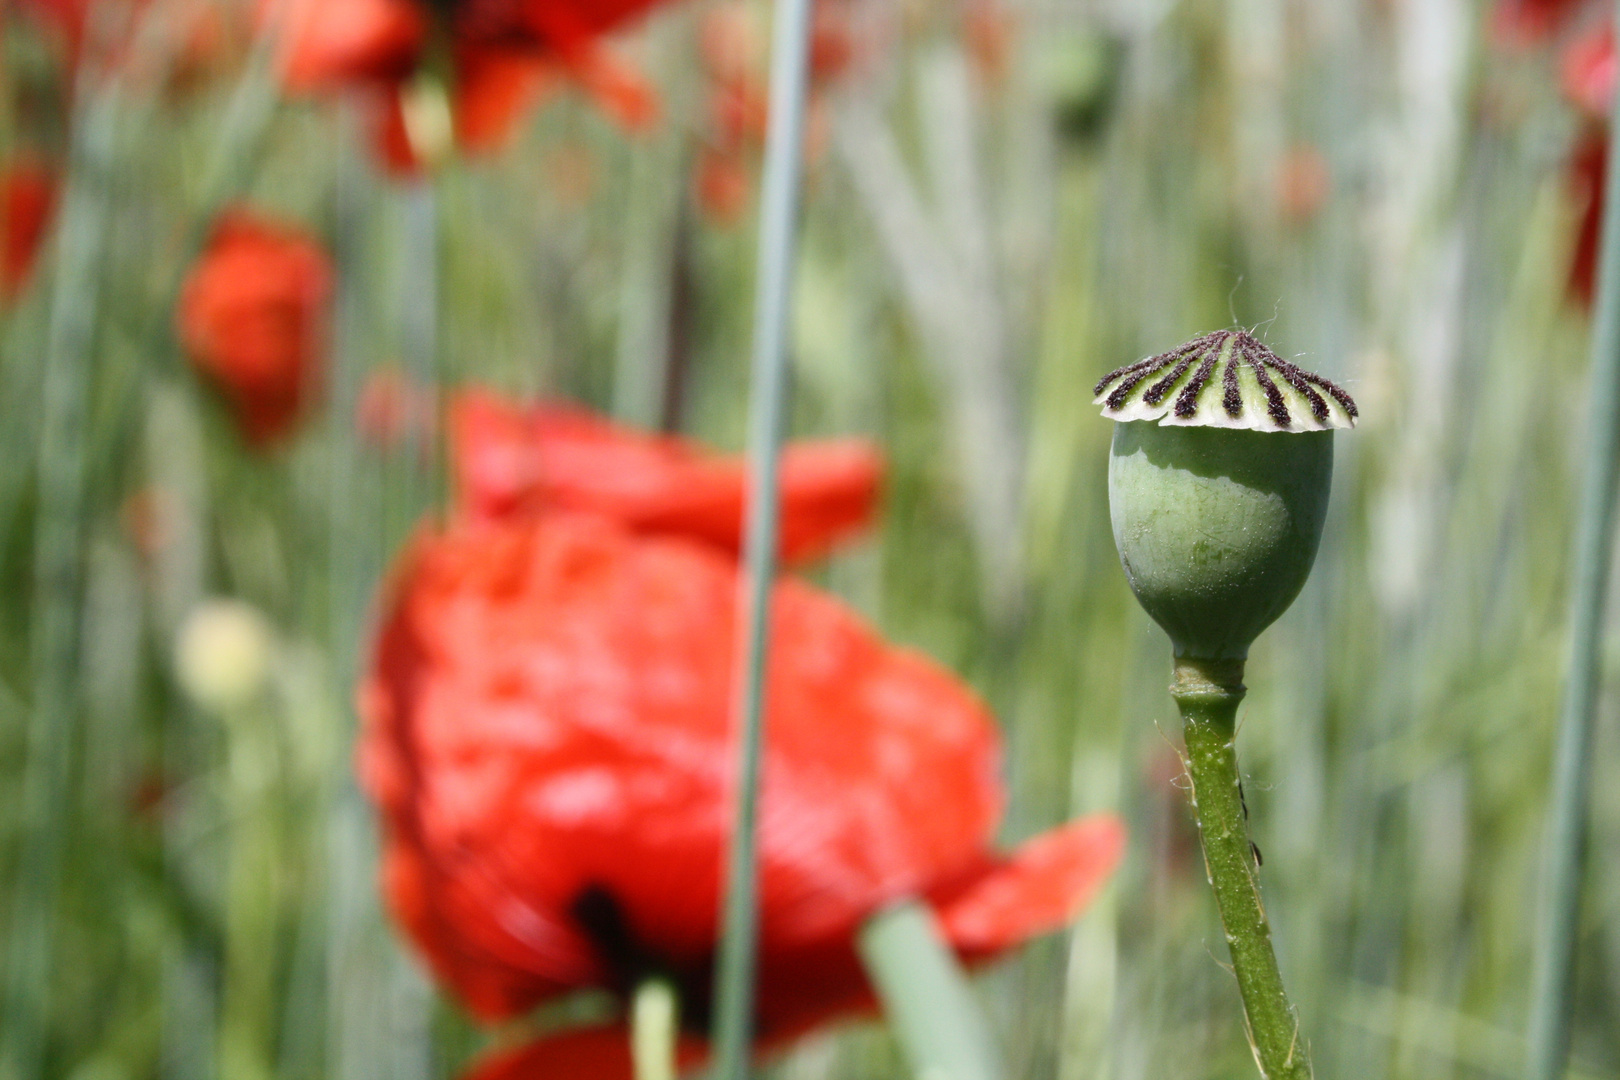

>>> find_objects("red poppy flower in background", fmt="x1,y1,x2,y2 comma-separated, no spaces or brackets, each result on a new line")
2,161,57,302
177,210,334,445
1562,23,1615,308
1563,21,1615,117
269,0,662,173
460,1024,708,1080
690,0,853,223
1568,129,1607,308
1274,144,1331,226
1491,0,1593,47
450,390,883,566
360,510,1126,1076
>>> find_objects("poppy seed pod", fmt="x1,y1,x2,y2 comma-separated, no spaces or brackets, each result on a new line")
1096,330,1356,661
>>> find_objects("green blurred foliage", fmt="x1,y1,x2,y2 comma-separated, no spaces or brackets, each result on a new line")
1,0,1618,1078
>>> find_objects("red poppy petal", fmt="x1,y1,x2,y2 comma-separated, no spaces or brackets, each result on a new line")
449,391,882,565
454,46,559,153
2,161,57,302
934,813,1126,958
457,1025,707,1080
1568,130,1608,309
373,86,426,176
694,149,754,224
269,0,425,91
1563,23,1616,119
1490,0,1589,48
566,45,661,131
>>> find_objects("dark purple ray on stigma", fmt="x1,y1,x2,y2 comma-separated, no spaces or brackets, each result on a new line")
1104,362,1167,410
1221,347,1243,417
1267,356,1330,423
1299,370,1358,419
1093,357,1161,399
1095,340,1202,403
1174,342,1222,418
1242,343,1292,428
1144,354,1196,405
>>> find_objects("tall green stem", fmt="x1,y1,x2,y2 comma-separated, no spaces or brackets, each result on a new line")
708,0,815,1071
0,88,117,1080
1174,659,1311,1080
858,901,1004,1080
1525,7,1620,1077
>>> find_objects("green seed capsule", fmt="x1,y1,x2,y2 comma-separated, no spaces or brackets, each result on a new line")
1096,330,1355,660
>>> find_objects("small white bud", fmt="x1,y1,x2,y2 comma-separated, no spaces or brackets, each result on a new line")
174,599,274,713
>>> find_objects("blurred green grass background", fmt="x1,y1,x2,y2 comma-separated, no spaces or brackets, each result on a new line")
3,0,1619,1078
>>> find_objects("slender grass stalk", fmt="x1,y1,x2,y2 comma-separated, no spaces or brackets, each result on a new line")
708,0,815,1071
136,5,285,356
320,104,376,1080
399,180,445,512
1525,4,1620,1074
857,902,1004,1080
632,979,679,1080
0,89,118,1080
613,82,686,430
1174,659,1310,1080
327,173,438,1080
89,13,284,497
219,703,279,1080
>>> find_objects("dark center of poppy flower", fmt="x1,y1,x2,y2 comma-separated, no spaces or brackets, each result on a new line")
570,885,718,1036
410,0,551,54
416,0,465,17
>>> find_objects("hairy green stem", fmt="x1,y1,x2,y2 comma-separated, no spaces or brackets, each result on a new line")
857,901,1004,1080
632,979,678,1080
1174,658,1311,1080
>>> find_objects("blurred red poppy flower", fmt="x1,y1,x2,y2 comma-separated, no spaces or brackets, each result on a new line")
2,161,56,302
1491,0,1593,47
358,367,438,450
689,0,855,224
177,210,333,446
1562,23,1615,309
1563,21,1615,117
359,510,1126,1072
269,0,662,173
963,0,1014,88
695,147,753,223
460,1025,706,1080
450,390,883,566
1568,129,1607,308
1274,144,1331,225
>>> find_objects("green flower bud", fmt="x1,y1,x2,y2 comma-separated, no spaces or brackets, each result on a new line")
1096,330,1357,660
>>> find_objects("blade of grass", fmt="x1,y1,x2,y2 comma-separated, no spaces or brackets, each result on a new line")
858,902,1004,1080
707,0,815,1069
0,87,118,1080
1526,3,1620,1075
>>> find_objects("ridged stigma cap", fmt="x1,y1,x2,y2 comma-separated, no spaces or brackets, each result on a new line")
1093,329,1357,432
